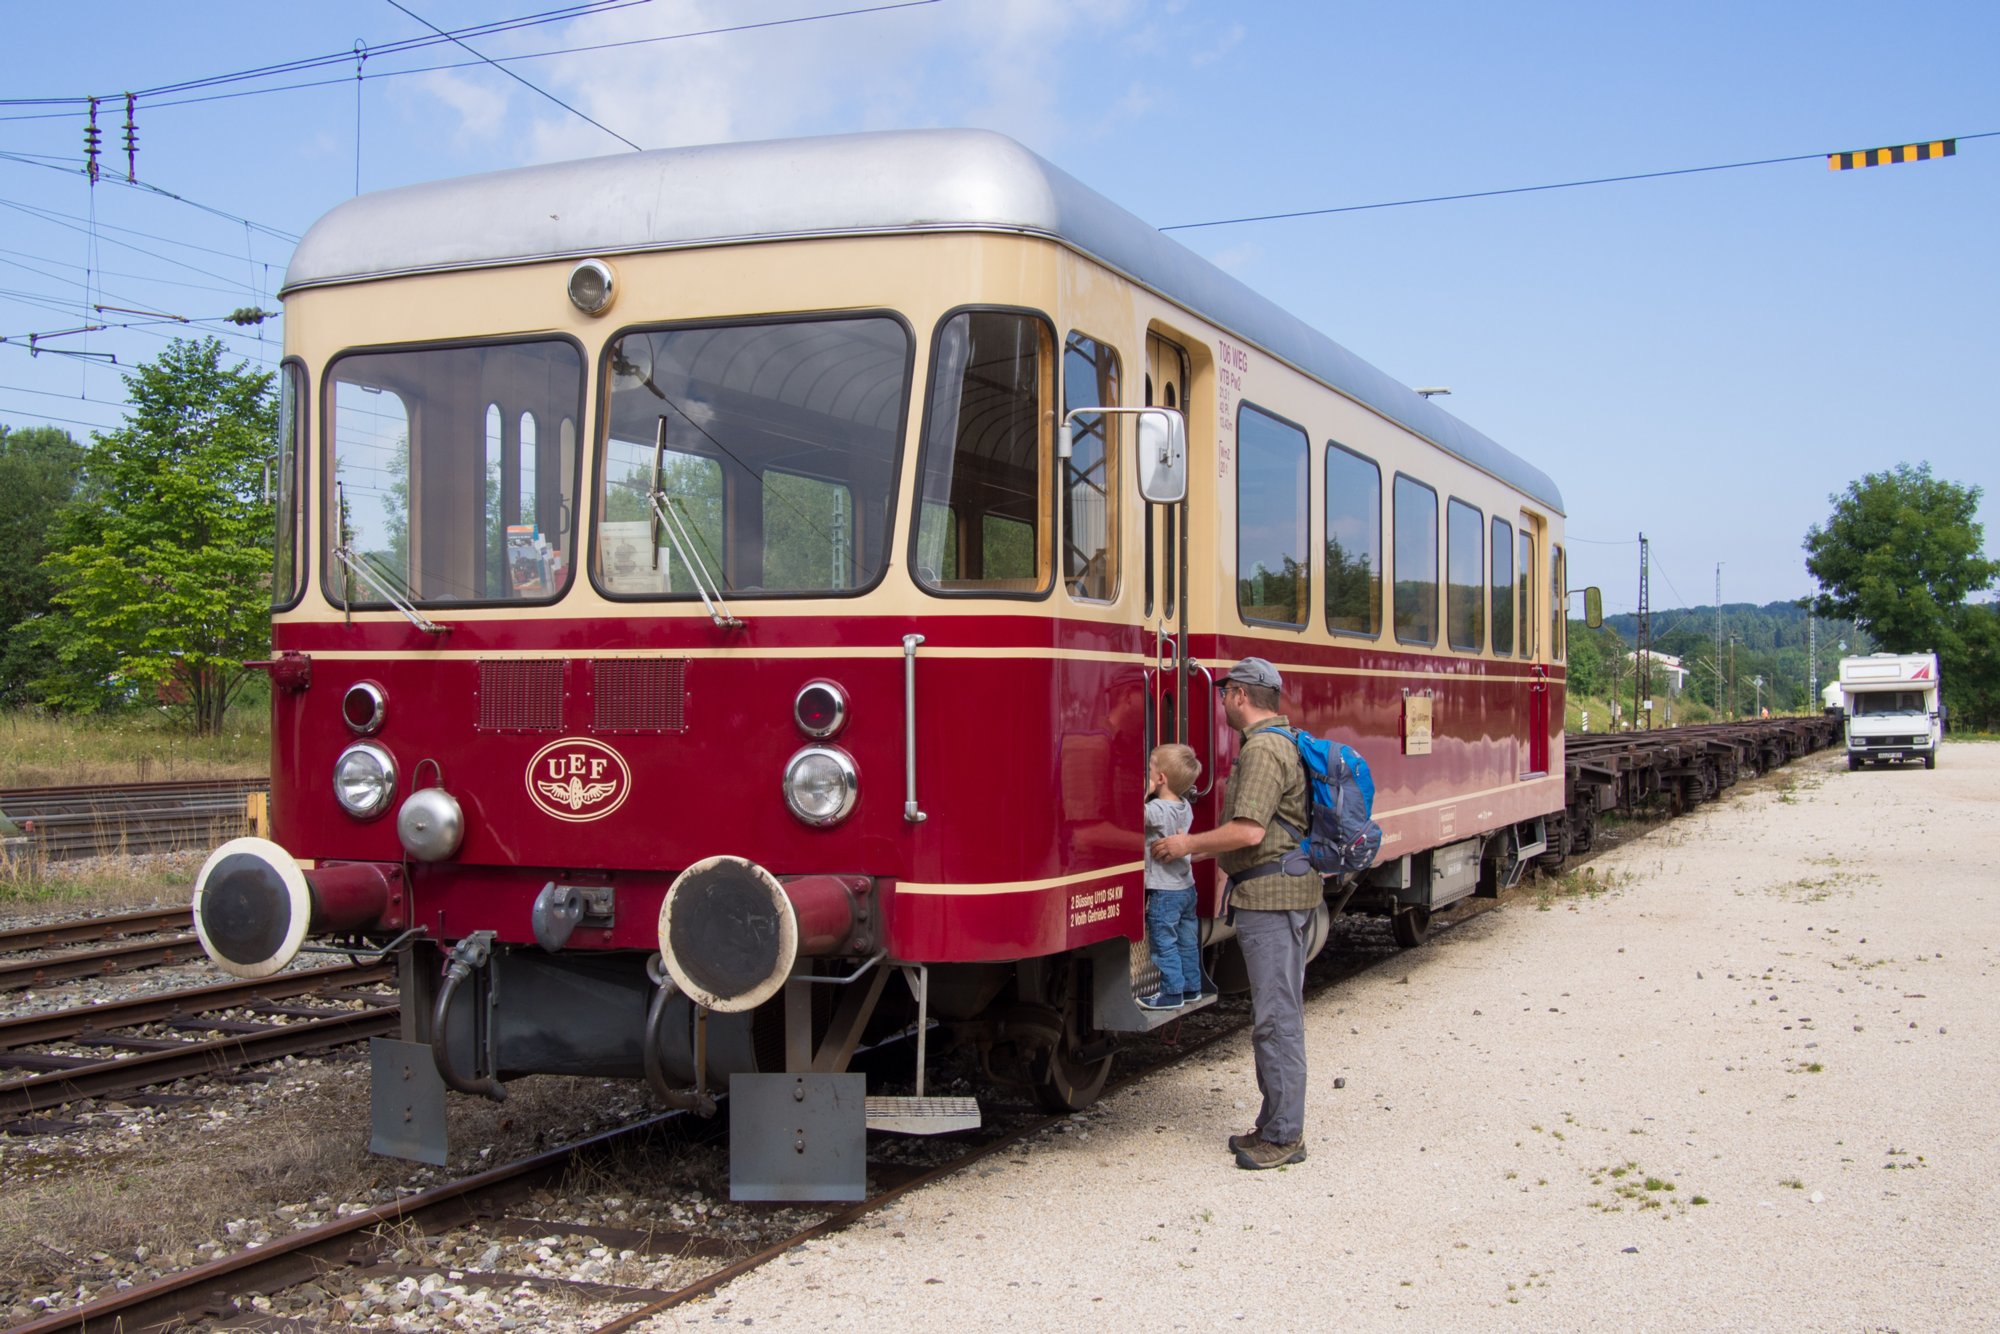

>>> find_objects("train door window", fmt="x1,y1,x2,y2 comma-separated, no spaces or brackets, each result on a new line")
1324,442,1381,637
1551,543,1566,661
1062,332,1121,602
1490,516,1515,657
1517,521,1537,660
913,310,1052,595
272,360,305,608
1446,498,1485,653
597,315,910,599
1392,474,1439,646
327,338,583,608
1236,402,1309,627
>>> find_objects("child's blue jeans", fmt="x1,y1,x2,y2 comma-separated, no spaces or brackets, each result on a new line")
1145,886,1201,997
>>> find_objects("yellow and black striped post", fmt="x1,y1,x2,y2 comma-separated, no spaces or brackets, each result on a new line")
1828,139,1955,171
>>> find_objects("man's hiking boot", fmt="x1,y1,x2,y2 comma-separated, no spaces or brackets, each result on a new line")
1226,1129,1263,1153
1234,1137,1307,1170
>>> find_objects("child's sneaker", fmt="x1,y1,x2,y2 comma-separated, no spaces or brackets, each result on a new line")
1137,990,1183,1011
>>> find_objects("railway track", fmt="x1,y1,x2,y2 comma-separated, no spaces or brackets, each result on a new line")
0,777,267,862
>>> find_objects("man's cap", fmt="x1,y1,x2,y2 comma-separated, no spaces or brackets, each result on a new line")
1217,657,1282,690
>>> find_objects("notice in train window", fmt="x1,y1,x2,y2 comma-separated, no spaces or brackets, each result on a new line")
1404,694,1434,756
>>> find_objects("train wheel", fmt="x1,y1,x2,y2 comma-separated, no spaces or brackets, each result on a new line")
1032,968,1112,1113
1391,906,1431,949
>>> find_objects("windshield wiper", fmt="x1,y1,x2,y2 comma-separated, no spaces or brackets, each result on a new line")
331,486,448,636
650,415,742,629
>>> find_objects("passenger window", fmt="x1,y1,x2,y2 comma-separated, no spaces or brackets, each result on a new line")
915,311,1052,593
1237,403,1309,627
1446,498,1484,652
1063,332,1121,602
1490,517,1515,657
1517,528,1536,660
1393,474,1439,645
1324,443,1381,637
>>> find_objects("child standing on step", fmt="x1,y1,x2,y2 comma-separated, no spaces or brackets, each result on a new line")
1140,743,1203,1010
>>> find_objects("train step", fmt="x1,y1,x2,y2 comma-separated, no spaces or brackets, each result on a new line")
865,1095,981,1135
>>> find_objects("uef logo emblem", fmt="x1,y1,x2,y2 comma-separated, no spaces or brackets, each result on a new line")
525,737,632,823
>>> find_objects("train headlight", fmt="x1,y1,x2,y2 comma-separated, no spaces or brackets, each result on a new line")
783,746,857,827
567,258,616,316
333,742,398,819
793,680,848,738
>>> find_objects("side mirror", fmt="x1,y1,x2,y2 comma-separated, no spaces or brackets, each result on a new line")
1583,586,1603,629
1136,409,1187,504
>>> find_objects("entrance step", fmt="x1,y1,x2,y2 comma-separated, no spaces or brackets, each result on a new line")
865,1095,981,1135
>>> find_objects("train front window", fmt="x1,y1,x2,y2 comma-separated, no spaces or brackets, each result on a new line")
326,339,582,607
273,360,304,608
914,311,1053,594
597,315,910,598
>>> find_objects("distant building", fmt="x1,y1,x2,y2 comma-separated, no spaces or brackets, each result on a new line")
1628,651,1689,696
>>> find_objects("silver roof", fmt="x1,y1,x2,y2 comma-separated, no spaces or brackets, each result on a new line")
285,129,1562,512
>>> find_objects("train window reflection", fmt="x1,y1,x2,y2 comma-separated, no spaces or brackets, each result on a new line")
914,310,1052,594
326,338,583,608
1446,499,1485,652
272,361,304,608
1324,443,1381,637
1393,474,1439,645
1237,403,1309,627
1490,517,1515,657
597,315,910,599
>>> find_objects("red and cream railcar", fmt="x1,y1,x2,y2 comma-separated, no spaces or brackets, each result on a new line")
193,130,1573,1193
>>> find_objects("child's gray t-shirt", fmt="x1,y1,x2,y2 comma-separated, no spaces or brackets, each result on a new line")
1144,795,1195,890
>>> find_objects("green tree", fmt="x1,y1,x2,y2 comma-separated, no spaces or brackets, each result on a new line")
1804,463,2000,728
41,337,276,735
0,424,85,703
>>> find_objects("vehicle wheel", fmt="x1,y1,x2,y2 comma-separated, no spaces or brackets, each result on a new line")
1846,753,1860,771
1391,905,1431,949
1031,964,1112,1113
1924,751,1937,770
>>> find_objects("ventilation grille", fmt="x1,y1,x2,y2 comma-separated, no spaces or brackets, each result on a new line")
591,658,688,733
475,659,567,732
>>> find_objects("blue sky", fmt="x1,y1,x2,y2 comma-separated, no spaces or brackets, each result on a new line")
3,0,1994,611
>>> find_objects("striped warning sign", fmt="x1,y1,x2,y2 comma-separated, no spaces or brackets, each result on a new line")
1828,140,1956,171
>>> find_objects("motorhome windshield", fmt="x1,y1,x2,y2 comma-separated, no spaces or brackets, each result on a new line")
1852,690,1928,715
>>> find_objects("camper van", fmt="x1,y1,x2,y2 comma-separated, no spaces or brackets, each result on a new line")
1838,653,1942,770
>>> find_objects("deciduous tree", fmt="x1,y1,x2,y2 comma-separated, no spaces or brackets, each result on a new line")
41,338,275,735
0,424,85,703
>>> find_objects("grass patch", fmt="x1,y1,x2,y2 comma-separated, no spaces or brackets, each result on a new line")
1586,1161,1702,1215
1534,866,1626,912
0,708,268,789
0,852,198,914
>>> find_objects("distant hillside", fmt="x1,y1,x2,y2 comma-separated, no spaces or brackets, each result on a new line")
1571,600,1872,714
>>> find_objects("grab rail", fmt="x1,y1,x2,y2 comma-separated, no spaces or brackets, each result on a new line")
903,633,927,824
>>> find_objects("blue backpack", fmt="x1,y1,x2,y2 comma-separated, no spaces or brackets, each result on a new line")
1253,725,1383,878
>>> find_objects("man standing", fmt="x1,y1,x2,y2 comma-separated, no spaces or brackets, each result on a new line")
1148,656,1317,1170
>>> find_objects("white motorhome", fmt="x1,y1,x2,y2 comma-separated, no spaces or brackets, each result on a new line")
1839,652,1942,770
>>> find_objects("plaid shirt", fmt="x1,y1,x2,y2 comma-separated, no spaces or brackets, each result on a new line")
1216,714,1323,912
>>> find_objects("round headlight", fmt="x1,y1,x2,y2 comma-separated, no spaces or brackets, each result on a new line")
567,258,615,316
342,681,386,734
794,680,847,738
334,742,397,819
783,746,858,827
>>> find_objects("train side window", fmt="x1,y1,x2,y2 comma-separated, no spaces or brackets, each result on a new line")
1392,474,1439,646
1551,543,1566,661
914,310,1053,595
272,360,305,609
1324,442,1381,637
1446,498,1485,653
1490,516,1515,657
1236,402,1309,627
1062,332,1121,602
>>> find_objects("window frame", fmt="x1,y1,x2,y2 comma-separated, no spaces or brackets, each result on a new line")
1234,399,1312,630
1445,496,1486,654
1391,472,1441,647
909,304,1058,602
1323,440,1382,640
1489,515,1515,658
589,309,916,604
319,331,589,613
272,357,308,613
1061,329,1123,605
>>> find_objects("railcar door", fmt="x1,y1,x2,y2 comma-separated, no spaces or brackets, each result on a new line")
1519,513,1550,775
1144,334,1195,772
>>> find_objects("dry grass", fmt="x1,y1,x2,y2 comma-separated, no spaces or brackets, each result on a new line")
0,853,198,914
0,709,268,789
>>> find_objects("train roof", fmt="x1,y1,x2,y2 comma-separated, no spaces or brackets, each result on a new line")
285,129,1563,512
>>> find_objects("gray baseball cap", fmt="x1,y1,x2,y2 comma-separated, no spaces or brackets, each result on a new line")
1217,656,1282,690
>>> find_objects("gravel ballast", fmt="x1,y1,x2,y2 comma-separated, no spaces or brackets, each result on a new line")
648,744,2000,1332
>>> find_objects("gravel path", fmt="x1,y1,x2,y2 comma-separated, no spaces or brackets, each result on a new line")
654,743,2000,1333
